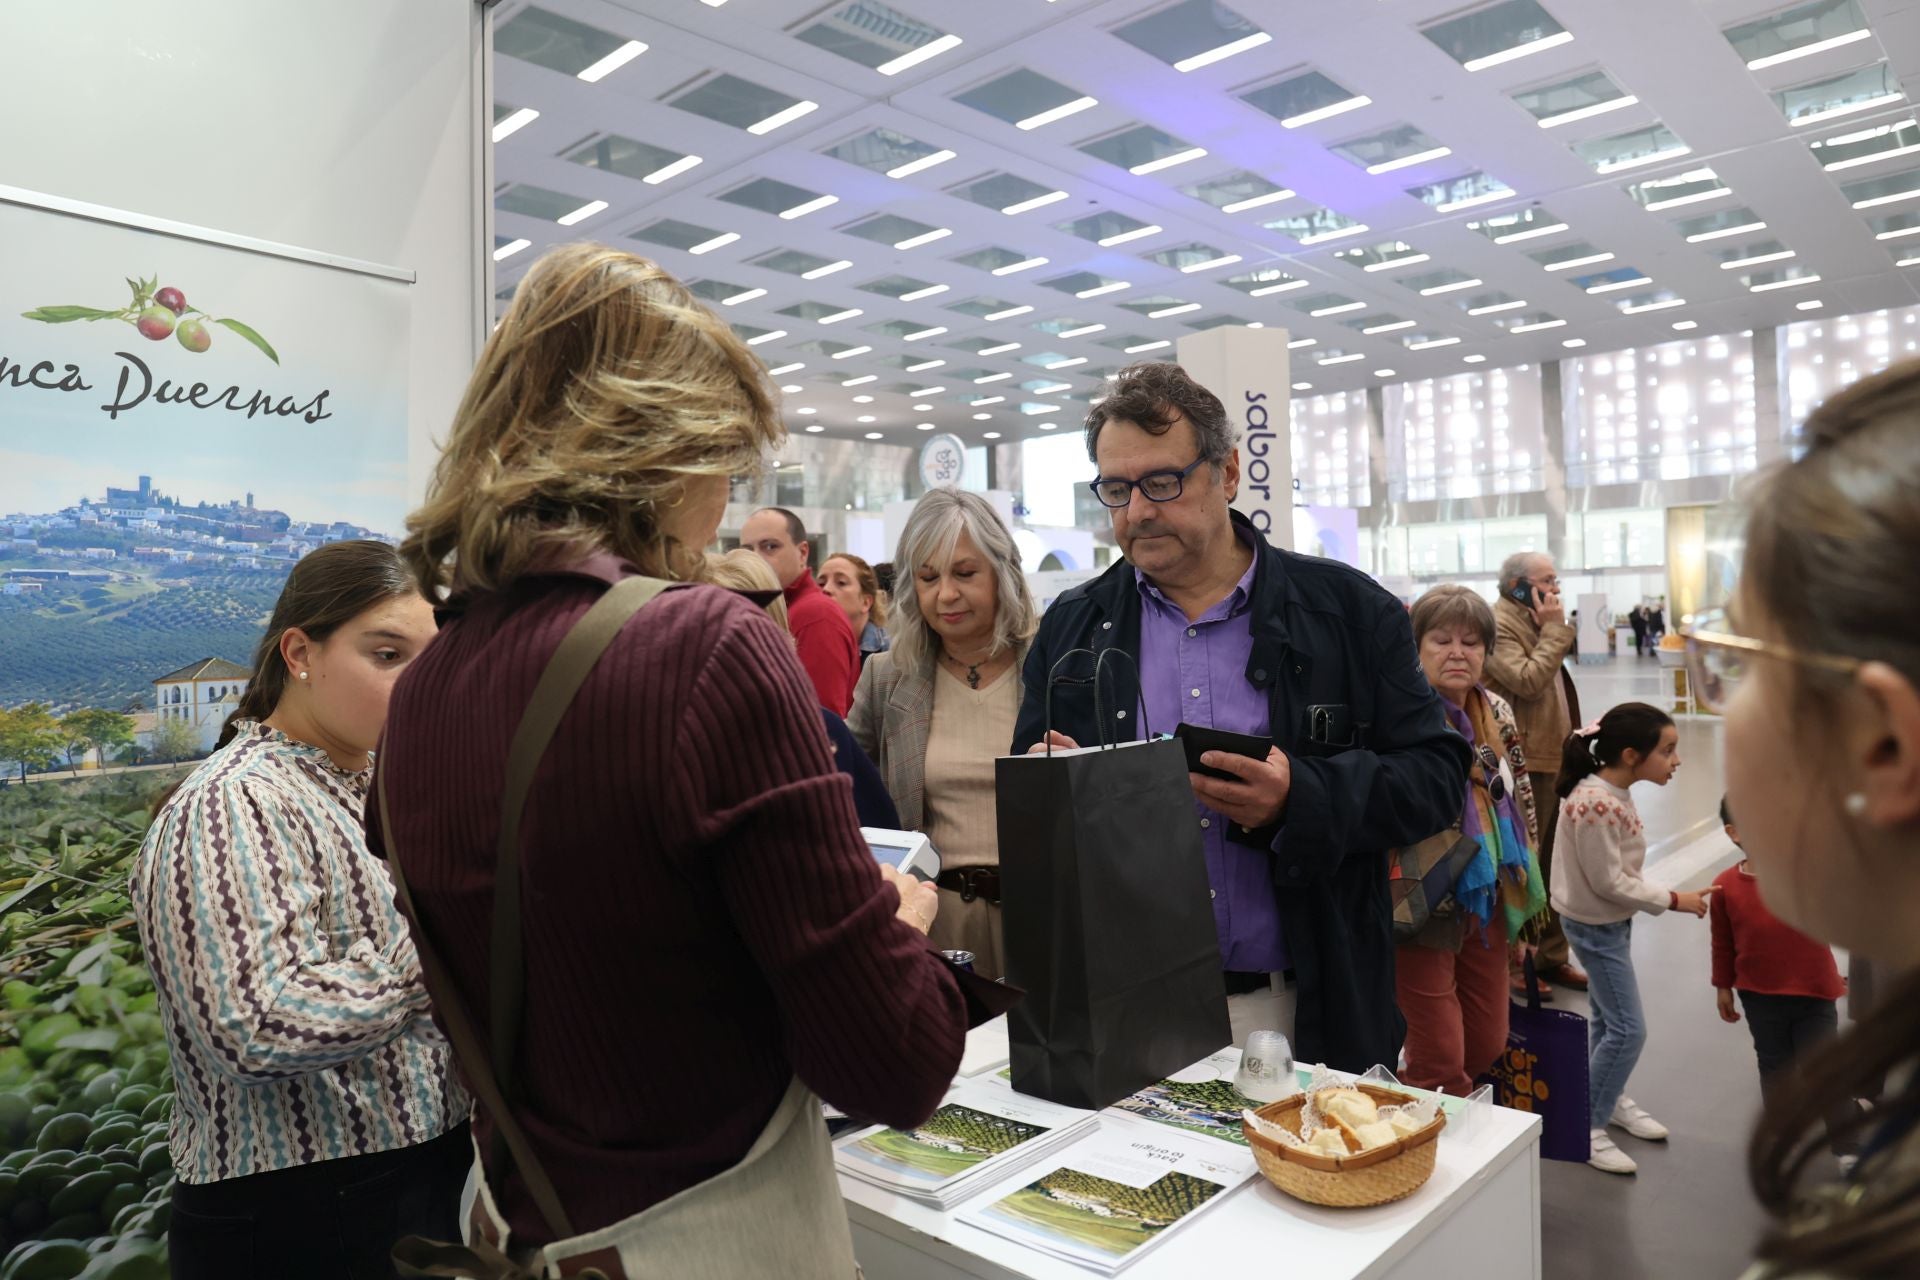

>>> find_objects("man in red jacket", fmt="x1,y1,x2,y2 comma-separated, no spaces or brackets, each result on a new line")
741,507,858,715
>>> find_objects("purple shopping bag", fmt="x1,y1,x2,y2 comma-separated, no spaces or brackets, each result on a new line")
1476,955,1591,1162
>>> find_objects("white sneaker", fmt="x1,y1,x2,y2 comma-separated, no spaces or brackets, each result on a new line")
1588,1129,1638,1175
1609,1097,1670,1141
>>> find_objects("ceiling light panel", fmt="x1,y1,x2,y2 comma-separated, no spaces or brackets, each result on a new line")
952,171,1067,213
1041,270,1129,296
667,73,810,132
945,296,1025,318
1712,239,1796,269
1180,170,1295,212
629,218,732,253
1186,314,1256,331
953,68,1092,128
1403,268,1483,295
775,301,856,322
1773,62,1905,128
1055,210,1161,245
1263,205,1369,244
1461,291,1527,315
747,247,844,277
1574,122,1692,173
822,127,955,178
1296,292,1363,317
1222,269,1308,296
1240,69,1370,129
952,246,1040,273
1529,240,1614,270
1114,295,1193,318
1811,119,1920,170
1079,124,1206,173
1625,166,1731,210
1406,171,1515,212
1674,207,1767,241
1330,124,1451,173
794,2,957,74
857,274,940,299
718,177,830,217
1574,265,1654,292
1724,0,1872,71
495,7,633,77
1139,243,1238,271
1466,207,1569,242
1423,0,1573,72
1869,210,1920,239
1512,69,1638,127
686,278,752,303
1112,0,1269,71
1334,241,1429,271
1842,167,1920,207
842,213,943,246
566,134,700,186
496,184,589,221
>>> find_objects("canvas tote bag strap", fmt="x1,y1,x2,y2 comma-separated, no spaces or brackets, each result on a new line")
380,574,677,1246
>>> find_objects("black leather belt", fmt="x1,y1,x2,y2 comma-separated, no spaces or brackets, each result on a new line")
937,866,1002,905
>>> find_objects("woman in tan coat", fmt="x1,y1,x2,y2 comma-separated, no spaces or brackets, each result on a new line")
848,489,1038,979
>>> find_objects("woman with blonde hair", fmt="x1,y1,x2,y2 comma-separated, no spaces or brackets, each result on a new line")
848,488,1039,979
371,244,990,1277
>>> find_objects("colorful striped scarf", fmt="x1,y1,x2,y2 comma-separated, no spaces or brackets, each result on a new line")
1442,689,1533,941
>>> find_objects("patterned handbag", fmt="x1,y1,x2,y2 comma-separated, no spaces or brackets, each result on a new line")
1388,829,1480,944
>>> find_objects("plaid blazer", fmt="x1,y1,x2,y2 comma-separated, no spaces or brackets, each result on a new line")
846,643,1029,834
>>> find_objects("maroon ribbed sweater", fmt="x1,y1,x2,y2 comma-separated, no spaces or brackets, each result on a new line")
367,554,968,1242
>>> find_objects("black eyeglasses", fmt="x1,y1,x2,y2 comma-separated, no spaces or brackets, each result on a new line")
1474,743,1506,802
1088,456,1207,509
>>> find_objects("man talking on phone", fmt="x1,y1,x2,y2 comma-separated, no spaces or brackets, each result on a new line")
1484,552,1587,996
1011,363,1469,1071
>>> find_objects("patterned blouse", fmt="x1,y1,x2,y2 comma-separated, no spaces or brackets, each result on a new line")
130,720,464,1184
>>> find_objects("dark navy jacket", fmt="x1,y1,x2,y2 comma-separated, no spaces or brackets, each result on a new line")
1011,511,1470,1071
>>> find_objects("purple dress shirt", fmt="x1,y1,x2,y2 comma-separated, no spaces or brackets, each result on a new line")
1135,534,1287,973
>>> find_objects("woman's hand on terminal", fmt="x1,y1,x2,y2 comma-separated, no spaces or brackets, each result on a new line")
879,863,939,935
1026,731,1080,755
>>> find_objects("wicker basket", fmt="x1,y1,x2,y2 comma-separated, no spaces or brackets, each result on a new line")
1239,1084,1446,1208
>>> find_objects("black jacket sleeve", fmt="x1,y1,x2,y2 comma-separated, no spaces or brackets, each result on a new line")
1268,599,1469,884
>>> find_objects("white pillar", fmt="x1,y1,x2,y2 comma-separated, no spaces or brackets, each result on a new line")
1175,327,1294,550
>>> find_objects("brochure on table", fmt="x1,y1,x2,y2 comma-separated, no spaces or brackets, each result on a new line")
957,1050,1260,1274
834,1075,1099,1210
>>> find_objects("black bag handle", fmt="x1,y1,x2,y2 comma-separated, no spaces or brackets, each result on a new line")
1044,646,1152,752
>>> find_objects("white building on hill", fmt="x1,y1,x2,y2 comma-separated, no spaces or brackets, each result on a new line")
153,658,250,756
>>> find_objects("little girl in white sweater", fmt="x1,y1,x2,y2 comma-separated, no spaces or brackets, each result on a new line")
1550,701,1713,1175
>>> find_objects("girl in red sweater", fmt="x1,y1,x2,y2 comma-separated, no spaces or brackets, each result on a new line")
1711,795,1857,1169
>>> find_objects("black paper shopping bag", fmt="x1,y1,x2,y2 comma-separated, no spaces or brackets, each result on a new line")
995,650,1230,1110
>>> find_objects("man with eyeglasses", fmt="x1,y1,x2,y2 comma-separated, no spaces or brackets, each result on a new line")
1484,551,1588,996
1011,361,1470,1072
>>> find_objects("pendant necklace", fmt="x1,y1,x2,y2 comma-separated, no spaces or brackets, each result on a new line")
947,650,986,689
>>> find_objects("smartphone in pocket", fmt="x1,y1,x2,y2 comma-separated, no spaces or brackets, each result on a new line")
1175,723,1272,781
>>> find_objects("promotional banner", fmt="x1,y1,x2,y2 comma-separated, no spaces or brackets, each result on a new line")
1175,327,1293,550
0,201,411,736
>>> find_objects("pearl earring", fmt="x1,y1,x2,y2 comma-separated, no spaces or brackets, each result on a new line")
1844,792,1868,818
297,671,309,682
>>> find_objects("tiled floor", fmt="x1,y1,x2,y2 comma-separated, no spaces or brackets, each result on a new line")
1536,655,1794,1278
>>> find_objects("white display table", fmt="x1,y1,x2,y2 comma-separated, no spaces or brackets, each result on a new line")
842,1062,1542,1280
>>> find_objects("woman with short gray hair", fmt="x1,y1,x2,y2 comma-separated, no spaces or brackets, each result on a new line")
848,489,1038,978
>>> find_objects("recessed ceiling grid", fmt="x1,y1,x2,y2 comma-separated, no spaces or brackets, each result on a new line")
488,0,1920,446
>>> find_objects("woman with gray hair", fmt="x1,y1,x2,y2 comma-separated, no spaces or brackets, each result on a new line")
1397,584,1547,1096
848,488,1039,979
